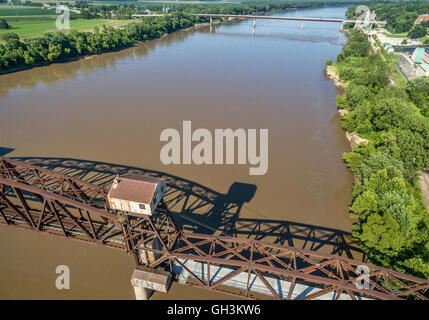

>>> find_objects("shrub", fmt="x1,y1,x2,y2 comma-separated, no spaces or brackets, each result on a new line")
0,19,10,30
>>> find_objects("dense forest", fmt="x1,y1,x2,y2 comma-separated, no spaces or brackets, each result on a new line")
334,31,429,279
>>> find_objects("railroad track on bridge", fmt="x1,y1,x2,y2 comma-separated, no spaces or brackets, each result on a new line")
0,157,428,300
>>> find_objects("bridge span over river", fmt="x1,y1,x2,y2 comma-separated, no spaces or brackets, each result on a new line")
0,157,427,300
194,13,386,30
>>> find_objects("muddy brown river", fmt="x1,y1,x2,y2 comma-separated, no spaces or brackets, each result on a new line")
0,6,354,299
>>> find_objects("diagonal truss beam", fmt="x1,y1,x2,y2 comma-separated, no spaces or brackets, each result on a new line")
0,157,428,300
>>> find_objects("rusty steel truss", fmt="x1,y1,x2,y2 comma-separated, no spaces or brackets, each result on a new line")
0,157,428,300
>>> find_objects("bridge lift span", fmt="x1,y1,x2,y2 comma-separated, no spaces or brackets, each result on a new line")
0,157,427,300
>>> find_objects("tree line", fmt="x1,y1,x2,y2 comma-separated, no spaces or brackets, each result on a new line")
347,1,429,39
0,13,199,72
0,0,365,73
72,1,364,20
334,30,429,279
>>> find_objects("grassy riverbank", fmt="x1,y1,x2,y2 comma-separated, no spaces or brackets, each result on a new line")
329,30,429,279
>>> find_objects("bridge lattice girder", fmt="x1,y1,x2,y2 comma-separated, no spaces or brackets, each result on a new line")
0,157,428,300
6,156,364,259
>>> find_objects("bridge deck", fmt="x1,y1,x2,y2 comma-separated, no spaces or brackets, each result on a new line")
175,259,368,300
0,157,427,300
194,14,385,25
195,14,344,22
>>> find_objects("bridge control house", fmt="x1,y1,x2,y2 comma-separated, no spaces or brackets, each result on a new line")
107,174,166,216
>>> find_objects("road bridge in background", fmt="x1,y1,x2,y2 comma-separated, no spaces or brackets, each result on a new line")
194,14,386,32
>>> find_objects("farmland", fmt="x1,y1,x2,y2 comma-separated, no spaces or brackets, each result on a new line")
0,4,133,38
0,5,53,16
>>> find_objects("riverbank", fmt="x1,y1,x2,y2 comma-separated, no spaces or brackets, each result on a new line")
327,44,429,212
420,170,429,212
325,66,369,150
0,19,217,76
327,29,429,279
0,13,203,75
0,17,228,76
0,15,251,76
0,45,133,76
0,5,360,298
0,2,354,76
325,65,347,88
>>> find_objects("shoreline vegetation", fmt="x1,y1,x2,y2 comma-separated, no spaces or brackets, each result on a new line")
327,30,429,279
0,0,362,74
0,18,220,75
0,13,201,74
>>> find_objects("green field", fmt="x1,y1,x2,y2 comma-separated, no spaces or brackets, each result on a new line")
382,32,408,38
0,18,133,38
0,5,55,16
0,4,136,38
2,15,57,22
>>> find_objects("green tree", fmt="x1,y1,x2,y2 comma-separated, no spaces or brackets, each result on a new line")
355,212,405,254
0,32,19,43
372,98,410,131
0,18,10,30
406,77,429,116
408,24,427,39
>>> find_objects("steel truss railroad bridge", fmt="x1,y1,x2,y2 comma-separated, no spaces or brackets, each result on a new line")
0,157,428,300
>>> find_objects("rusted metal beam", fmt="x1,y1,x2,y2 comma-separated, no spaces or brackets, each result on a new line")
0,157,428,300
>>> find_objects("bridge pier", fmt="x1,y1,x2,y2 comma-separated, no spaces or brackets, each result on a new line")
131,267,172,301
132,282,154,300
1,157,425,301
253,18,256,32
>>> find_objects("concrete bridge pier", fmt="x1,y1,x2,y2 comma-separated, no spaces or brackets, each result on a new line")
132,282,154,300
253,18,256,32
131,267,172,300
300,21,304,31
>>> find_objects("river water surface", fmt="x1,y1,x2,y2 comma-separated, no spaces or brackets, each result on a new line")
0,6,353,299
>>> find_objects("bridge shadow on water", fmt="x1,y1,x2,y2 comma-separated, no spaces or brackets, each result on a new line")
11,156,365,261
0,147,15,156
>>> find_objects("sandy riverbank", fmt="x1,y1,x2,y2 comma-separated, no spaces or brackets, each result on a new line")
327,65,429,213
325,65,347,89
325,67,368,150
419,171,429,212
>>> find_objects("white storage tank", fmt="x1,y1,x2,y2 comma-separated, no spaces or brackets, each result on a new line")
107,174,166,216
